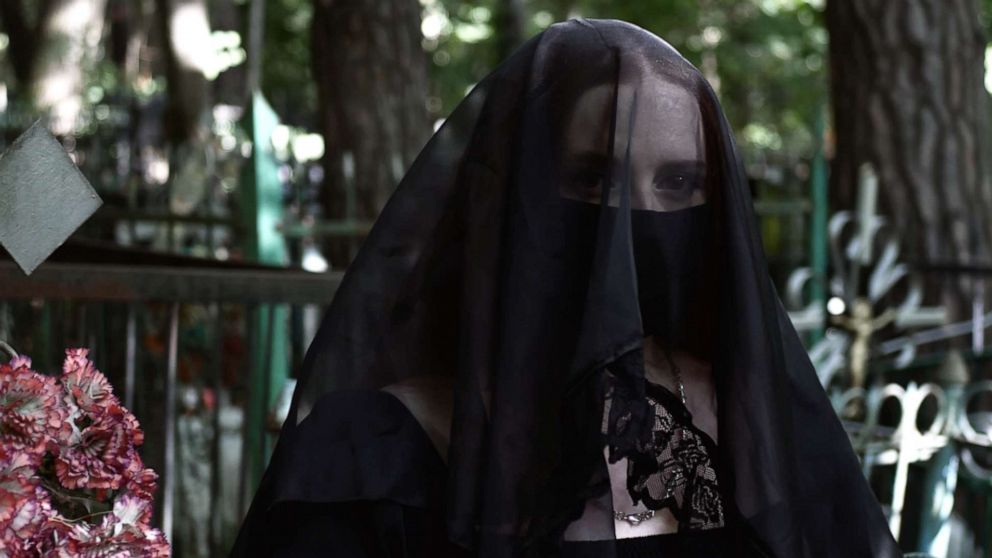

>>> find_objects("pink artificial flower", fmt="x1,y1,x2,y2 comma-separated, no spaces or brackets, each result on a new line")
0,448,53,556
54,408,143,491
0,445,38,527
0,357,69,456
39,494,170,558
61,349,117,418
107,493,156,532
0,350,169,556
55,349,147,492
0,485,52,555
124,467,159,504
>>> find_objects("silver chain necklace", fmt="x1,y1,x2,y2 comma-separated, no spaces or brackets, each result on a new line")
613,509,655,526
644,345,687,405
663,348,687,405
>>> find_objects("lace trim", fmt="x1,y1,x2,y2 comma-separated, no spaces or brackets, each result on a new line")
603,356,725,531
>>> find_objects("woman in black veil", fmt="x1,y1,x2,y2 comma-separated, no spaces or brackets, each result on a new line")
231,18,901,558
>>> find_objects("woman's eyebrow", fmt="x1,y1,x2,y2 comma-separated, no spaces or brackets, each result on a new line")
654,160,706,176
562,154,706,187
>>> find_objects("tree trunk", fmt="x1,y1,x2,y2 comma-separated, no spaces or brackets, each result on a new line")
494,0,526,61
107,0,150,85
311,0,430,268
0,0,52,86
155,0,212,145
826,0,992,319
31,0,108,134
209,0,246,107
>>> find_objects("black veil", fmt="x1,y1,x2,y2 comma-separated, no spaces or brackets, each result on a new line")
232,19,900,558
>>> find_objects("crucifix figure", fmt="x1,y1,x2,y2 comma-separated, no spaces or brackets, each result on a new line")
832,297,896,390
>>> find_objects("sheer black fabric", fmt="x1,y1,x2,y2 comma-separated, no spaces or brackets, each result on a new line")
231,18,900,558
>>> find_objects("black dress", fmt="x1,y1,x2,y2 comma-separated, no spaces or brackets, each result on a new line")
235,387,732,558
237,390,466,558
561,530,731,558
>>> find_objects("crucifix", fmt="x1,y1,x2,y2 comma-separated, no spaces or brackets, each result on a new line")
832,298,895,389
786,163,946,388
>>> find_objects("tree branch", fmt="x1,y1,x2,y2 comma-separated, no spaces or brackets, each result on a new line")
0,0,37,84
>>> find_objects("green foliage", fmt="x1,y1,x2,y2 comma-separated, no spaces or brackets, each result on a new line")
252,0,986,164
260,0,316,126
422,0,504,119
425,0,828,162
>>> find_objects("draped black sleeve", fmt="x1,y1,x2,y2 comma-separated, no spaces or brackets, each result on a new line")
229,390,466,557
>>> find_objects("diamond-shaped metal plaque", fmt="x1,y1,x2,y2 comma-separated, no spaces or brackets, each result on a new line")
0,121,102,275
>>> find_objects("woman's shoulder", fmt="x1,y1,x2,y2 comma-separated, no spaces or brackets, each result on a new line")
273,388,447,510
303,388,420,432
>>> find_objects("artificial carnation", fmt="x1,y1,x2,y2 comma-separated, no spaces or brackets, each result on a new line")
61,349,116,419
0,485,52,555
54,410,142,491
124,467,159,504
0,358,68,457
38,499,170,558
0,349,169,556
0,446,38,527
55,351,146,492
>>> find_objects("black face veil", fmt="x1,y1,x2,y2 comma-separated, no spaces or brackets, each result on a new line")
233,19,900,558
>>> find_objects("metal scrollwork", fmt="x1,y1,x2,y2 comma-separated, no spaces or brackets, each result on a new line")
785,165,992,550
786,165,946,386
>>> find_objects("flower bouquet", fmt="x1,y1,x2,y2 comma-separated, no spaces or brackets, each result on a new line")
0,349,170,556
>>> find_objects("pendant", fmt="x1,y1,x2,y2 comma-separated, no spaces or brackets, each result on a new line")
613,510,655,526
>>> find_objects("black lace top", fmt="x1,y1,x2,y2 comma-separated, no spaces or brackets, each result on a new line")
604,371,726,532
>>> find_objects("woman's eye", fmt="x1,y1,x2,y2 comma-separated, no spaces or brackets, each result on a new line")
574,170,604,191
652,173,696,192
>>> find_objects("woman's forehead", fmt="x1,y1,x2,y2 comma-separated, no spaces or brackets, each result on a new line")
561,77,703,162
